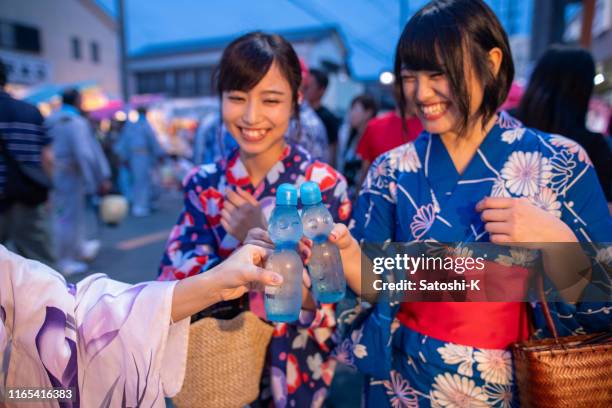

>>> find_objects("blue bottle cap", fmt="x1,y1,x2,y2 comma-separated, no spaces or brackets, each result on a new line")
276,183,298,206
300,181,322,205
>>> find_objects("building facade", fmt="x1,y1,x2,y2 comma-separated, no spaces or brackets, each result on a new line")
0,0,119,96
127,26,349,99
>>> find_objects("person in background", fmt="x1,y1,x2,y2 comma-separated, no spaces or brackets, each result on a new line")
0,58,55,267
337,94,378,197
286,58,330,162
192,110,238,165
46,88,110,276
516,45,612,202
115,106,165,217
304,68,341,166
355,85,423,185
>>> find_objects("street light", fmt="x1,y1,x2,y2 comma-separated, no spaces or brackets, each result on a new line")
379,71,395,85
594,73,604,85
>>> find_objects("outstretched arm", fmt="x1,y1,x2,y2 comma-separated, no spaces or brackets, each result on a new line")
171,244,282,322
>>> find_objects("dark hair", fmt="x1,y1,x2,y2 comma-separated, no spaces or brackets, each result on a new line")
351,94,378,117
395,0,514,135
309,68,329,90
215,31,302,119
0,59,6,87
62,88,80,106
516,45,595,134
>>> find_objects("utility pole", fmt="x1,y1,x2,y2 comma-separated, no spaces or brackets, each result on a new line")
117,0,129,103
580,0,596,48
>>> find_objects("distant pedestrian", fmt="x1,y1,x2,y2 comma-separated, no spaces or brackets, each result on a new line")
0,58,54,266
516,45,612,201
304,68,341,166
192,111,238,165
355,85,423,186
46,88,110,276
337,94,378,196
115,107,164,216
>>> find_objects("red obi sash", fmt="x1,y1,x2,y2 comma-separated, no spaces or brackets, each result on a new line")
397,261,531,349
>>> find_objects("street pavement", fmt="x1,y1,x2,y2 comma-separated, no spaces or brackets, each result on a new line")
67,189,183,284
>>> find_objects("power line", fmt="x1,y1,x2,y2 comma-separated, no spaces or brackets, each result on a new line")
287,0,391,63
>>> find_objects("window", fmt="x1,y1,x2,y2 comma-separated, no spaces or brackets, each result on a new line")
196,67,213,95
0,21,41,53
176,69,196,97
90,41,100,63
14,24,41,52
136,71,167,94
71,37,81,60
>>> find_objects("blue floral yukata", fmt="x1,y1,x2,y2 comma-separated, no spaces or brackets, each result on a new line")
159,143,352,407
335,112,612,407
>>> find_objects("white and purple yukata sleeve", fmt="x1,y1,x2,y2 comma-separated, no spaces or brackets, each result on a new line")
0,245,190,408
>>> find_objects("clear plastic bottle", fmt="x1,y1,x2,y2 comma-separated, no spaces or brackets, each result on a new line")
300,181,346,303
264,184,304,322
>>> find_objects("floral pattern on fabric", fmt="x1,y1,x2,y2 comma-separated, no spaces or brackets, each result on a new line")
0,246,189,407
341,112,612,407
158,143,351,407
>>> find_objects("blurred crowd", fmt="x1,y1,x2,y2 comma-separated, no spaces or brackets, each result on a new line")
0,44,610,278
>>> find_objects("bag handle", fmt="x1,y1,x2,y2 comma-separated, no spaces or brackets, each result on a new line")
536,273,559,340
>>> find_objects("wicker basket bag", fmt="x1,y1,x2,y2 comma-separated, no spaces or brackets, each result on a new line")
172,311,274,408
511,279,612,407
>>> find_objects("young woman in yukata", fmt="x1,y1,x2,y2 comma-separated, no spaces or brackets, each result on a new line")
158,32,352,407
312,0,612,406
0,243,283,407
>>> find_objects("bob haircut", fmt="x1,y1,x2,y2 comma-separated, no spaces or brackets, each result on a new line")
516,45,595,134
395,0,514,134
215,31,302,119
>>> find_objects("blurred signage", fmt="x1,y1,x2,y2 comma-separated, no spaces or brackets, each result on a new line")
0,51,51,85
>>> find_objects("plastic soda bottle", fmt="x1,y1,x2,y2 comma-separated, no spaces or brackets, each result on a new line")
299,181,346,303
264,184,304,322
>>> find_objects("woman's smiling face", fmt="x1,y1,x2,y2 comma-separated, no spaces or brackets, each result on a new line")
222,61,293,156
401,64,484,137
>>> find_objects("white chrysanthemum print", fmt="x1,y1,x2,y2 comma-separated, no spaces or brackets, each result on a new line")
495,248,538,267
452,245,474,259
501,151,551,196
497,111,522,129
410,203,437,240
365,157,395,190
389,143,422,173
431,373,489,408
437,344,475,377
383,370,419,408
483,383,514,408
491,178,511,198
501,128,525,144
549,134,592,164
528,187,562,218
595,246,612,267
474,349,512,385
548,150,577,194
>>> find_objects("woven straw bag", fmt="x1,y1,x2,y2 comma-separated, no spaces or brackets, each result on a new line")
173,311,274,408
511,278,612,407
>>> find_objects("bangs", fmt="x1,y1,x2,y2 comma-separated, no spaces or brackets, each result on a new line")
217,36,275,93
395,7,464,74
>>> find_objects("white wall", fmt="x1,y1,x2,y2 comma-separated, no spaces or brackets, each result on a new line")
0,0,120,95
